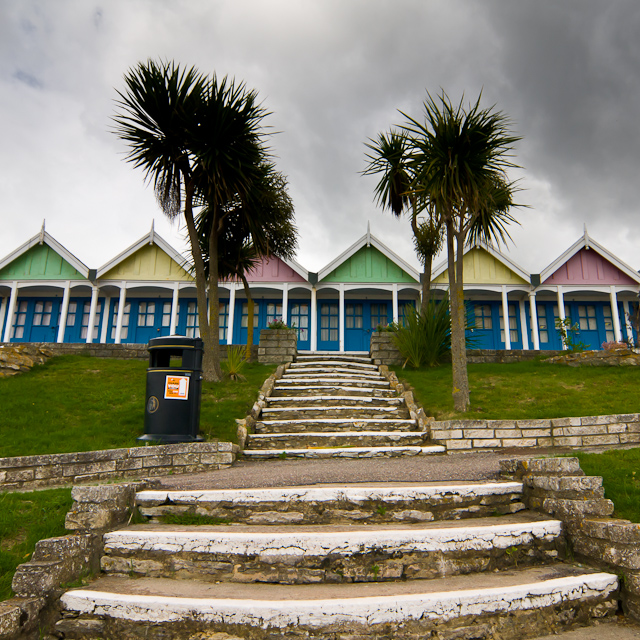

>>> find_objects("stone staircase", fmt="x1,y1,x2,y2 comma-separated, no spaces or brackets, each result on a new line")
243,352,445,458
58,481,619,639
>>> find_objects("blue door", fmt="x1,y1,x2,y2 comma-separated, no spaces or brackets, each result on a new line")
128,300,172,343
344,303,366,351
13,299,60,342
64,299,105,343
289,301,310,350
500,303,523,349
235,300,261,345
318,302,339,350
469,303,496,348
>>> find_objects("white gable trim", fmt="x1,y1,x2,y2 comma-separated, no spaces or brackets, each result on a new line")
318,230,420,283
431,241,530,283
540,228,640,284
0,230,90,278
97,229,192,278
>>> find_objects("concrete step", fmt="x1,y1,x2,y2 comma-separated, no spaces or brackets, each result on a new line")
100,514,564,584
254,417,417,433
136,482,527,524
259,405,411,420
271,384,395,397
246,431,427,449
296,352,371,363
281,371,386,382
265,395,404,407
59,566,619,639
289,360,379,371
275,377,390,388
241,444,446,459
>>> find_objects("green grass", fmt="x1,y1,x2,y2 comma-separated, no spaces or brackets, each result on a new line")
0,356,276,458
0,488,73,600
573,448,640,523
393,359,640,421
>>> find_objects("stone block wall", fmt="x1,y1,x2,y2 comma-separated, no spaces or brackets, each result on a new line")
500,457,639,621
431,414,640,452
0,441,238,493
258,329,297,364
0,344,54,377
370,332,403,366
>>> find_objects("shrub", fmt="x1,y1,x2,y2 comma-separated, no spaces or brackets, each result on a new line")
267,318,291,330
223,346,247,381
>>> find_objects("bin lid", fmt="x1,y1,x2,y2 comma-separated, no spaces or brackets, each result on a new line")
147,336,204,350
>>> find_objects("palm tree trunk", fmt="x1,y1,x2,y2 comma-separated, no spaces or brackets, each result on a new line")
421,253,433,313
204,214,223,382
241,275,254,361
447,219,470,412
182,181,217,380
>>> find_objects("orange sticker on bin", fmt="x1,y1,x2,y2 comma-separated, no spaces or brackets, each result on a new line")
164,375,190,400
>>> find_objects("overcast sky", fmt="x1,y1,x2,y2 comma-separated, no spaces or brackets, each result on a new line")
2,1,640,278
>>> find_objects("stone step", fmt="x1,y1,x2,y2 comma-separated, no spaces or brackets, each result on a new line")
59,566,619,639
288,360,379,371
100,514,564,584
246,431,426,449
296,352,371,363
282,372,386,383
275,377,390,388
257,407,411,422
241,444,446,459
253,420,419,434
136,482,527,524
271,384,395,397
266,395,404,407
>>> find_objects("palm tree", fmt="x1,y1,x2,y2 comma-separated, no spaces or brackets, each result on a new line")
113,59,273,381
403,92,520,411
363,130,442,311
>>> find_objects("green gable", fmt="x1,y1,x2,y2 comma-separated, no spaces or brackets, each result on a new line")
0,244,85,281
321,246,418,284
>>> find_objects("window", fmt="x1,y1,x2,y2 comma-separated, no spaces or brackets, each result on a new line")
240,302,260,329
186,302,199,338
537,304,549,343
345,304,363,329
110,301,130,340
603,305,615,342
219,301,229,341
33,301,53,326
578,305,597,331
474,305,492,330
12,301,28,339
161,302,172,328
266,302,282,326
290,303,309,341
137,302,156,328
81,301,102,340
66,302,77,327
499,304,518,344
320,303,338,342
370,303,388,329
398,302,415,328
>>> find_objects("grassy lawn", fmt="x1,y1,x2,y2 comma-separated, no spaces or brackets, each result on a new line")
574,448,640,523
0,487,73,601
0,356,276,458
393,359,640,421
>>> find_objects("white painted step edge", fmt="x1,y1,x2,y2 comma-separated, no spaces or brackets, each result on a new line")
261,405,403,413
249,431,424,438
61,573,618,627
289,361,378,370
266,396,402,403
273,385,391,392
241,445,446,457
104,520,563,556
256,419,416,425
137,482,524,505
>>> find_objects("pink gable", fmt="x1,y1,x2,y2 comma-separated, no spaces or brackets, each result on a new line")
243,256,307,283
543,248,637,285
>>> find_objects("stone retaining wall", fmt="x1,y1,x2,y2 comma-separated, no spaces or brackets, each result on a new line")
501,457,640,621
370,332,403,366
257,329,297,364
0,441,238,493
431,414,640,452
0,344,53,377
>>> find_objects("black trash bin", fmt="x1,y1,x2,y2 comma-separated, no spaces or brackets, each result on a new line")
139,336,204,443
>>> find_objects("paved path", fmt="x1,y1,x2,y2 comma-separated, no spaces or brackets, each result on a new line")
157,451,514,490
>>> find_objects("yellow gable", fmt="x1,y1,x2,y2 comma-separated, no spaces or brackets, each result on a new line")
101,244,193,282
433,247,528,285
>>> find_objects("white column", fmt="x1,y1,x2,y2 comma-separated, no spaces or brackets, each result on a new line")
610,286,622,342
529,292,540,350
501,285,511,350
392,284,399,323
623,300,633,344
170,284,180,335
3,282,18,343
100,295,111,343
519,298,529,350
227,285,236,344
310,287,317,351
556,285,567,350
0,295,7,341
339,284,345,352
115,284,127,344
281,283,288,325
56,281,71,343
85,286,99,344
